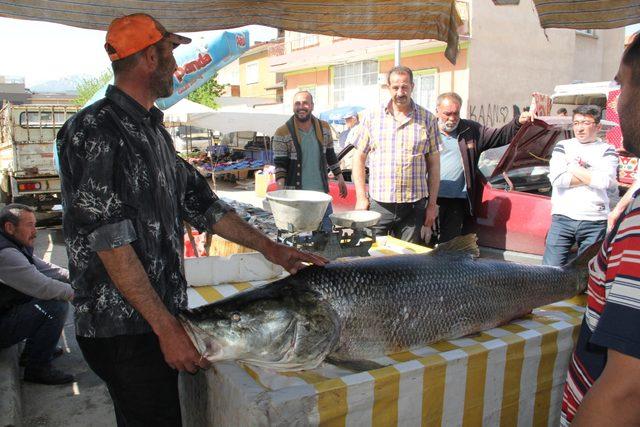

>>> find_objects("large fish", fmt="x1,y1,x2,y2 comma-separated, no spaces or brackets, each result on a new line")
179,235,598,371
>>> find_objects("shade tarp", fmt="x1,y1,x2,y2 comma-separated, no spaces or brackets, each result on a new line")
188,110,291,134
163,99,216,125
495,0,640,29
0,1,462,63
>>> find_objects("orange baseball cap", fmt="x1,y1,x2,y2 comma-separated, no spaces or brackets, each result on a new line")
105,13,191,62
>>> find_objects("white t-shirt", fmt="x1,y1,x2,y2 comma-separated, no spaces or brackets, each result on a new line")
548,137,618,221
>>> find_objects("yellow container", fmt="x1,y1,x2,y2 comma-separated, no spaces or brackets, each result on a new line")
254,171,275,197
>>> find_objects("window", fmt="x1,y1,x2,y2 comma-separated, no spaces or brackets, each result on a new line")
576,29,596,37
245,62,259,84
298,85,316,100
19,111,74,128
413,72,437,111
333,60,378,105
289,32,319,51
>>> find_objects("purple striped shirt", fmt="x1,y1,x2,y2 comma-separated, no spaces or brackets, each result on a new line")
352,100,442,203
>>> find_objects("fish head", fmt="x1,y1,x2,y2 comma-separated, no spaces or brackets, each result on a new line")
180,286,339,371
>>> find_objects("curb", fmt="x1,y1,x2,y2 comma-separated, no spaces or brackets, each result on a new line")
0,345,22,427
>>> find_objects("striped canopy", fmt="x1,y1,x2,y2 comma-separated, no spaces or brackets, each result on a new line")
0,1,462,62
503,0,640,30
2,1,638,66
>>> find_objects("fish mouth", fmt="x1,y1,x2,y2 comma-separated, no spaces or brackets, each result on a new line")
179,315,224,362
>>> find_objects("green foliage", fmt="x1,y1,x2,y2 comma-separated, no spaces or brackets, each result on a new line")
187,75,225,109
74,70,113,107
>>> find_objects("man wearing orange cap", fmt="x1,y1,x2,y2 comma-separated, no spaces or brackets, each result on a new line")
56,14,326,426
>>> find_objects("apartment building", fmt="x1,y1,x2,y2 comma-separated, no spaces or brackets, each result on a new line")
267,1,624,126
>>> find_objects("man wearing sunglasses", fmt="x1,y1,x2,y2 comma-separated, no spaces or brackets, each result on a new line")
542,105,618,266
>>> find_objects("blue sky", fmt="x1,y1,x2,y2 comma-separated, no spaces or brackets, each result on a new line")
0,17,277,88
1,16,639,89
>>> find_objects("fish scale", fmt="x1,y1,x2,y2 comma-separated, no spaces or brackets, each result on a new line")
180,235,598,371
292,253,577,362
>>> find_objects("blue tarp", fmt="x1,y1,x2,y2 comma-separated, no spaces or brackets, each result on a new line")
319,106,365,125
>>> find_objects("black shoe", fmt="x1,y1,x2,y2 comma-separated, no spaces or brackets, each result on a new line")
23,365,74,385
19,346,64,367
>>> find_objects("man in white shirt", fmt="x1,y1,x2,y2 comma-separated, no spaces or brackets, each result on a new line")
543,105,618,266
0,204,74,384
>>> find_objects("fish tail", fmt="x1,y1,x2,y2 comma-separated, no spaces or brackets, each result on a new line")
567,239,604,292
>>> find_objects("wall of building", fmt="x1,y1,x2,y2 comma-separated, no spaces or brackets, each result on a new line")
378,46,470,111
467,0,624,127
283,68,331,113
239,48,277,99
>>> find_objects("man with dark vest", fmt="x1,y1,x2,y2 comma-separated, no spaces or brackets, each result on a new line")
0,204,74,385
273,91,347,232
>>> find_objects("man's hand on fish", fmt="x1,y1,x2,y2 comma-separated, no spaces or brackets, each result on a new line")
263,240,329,274
157,316,211,373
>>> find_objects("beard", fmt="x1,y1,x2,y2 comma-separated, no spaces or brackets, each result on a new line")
439,118,459,133
151,56,175,99
295,110,311,122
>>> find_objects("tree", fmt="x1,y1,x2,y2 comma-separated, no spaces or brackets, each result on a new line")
74,70,113,107
187,75,225,109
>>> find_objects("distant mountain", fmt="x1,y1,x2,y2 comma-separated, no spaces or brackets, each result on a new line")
29,76,85,94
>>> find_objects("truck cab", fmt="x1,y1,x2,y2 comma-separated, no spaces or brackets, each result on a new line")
0,103,78,220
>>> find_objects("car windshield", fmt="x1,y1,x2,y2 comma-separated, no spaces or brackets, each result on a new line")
478,145,551,195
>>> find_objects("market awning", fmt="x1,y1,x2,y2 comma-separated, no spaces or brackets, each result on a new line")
188,110,291,134
496,0,640,30
0,1,462,63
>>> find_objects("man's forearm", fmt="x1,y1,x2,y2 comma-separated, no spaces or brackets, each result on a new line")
211,211,275,255
570,165,592,186
352,151,368,200
427,153,440,205
97,244,174,333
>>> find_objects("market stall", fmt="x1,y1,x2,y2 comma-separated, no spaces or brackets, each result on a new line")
180,235,583,426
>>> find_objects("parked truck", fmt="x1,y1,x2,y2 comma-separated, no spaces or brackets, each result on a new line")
0,102,79,219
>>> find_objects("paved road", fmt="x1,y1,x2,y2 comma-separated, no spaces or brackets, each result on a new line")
23,228,115,427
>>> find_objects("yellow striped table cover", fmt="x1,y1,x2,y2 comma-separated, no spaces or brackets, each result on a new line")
185,236,585,426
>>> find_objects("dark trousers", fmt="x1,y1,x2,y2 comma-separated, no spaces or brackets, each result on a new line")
369,198,427,243
0,299,68,367
436,197,472,244
77,333,181,427
542,214,607,266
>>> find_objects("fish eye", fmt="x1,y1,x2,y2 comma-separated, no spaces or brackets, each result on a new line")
230,312,241,322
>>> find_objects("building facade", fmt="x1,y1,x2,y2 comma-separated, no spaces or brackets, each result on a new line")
265,0,624,125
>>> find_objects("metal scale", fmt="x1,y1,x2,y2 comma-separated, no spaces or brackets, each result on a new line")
266,190,381,260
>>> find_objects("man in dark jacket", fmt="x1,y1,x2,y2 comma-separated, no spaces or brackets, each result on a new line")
0,204,74,385
435,92,532,243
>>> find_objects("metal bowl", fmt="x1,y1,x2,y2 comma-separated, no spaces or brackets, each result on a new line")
329,210,381,229
266,190,333,232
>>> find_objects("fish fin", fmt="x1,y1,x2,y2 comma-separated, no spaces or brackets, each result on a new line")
568,239,604,292
568,240,603,270
325,358,386,372
430,234,480,258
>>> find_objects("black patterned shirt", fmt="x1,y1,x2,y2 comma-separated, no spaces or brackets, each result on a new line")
57,85,232,338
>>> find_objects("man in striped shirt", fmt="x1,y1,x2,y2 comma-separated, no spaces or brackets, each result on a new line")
351,66,441,243
561,33,640,425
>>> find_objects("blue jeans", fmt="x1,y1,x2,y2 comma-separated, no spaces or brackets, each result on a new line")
0,298,69,367
542,214,607,266
321,204,334,233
